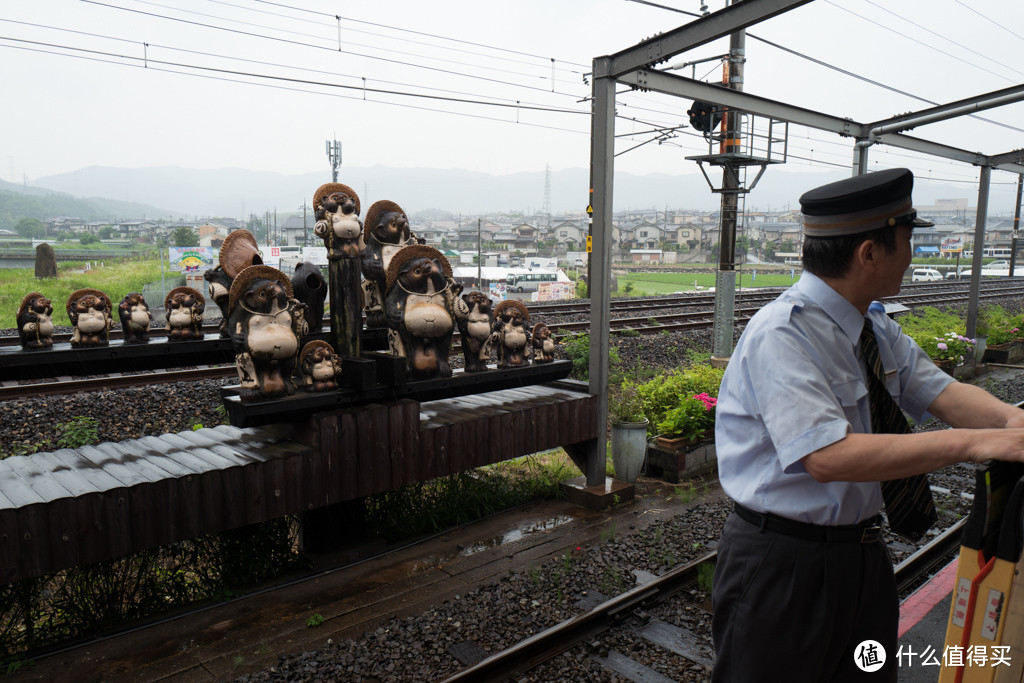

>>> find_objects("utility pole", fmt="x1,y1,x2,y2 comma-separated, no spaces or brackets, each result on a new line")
301,201,308,246
326,139,342,182
710,5,745,365
477,218,482,289
1011,174,1023,277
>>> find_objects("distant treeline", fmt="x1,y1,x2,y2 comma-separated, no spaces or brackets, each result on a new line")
0,189,111,230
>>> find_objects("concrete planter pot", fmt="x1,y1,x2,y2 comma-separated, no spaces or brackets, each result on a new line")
610,418,649,484
982,341,1024,365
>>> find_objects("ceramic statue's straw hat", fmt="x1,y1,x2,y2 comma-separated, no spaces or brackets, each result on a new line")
363,200,406,241
219,229,263,279
532,322,548,338
494,299,529,323
228,265,294,316
313,183,361,215
800,168,934,237
385,244,452,293
164,286,205,310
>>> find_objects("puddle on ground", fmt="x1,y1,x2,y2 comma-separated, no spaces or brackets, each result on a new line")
457,515,575,556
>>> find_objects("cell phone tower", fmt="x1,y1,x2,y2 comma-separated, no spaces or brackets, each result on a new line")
326,139,342,182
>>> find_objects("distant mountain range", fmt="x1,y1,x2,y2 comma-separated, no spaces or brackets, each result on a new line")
1,165,988,227
0,177,187,230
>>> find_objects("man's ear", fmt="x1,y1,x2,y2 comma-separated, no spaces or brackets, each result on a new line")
854,238,877,267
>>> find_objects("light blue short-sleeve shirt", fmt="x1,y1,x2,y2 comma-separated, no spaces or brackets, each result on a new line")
715,272,954,525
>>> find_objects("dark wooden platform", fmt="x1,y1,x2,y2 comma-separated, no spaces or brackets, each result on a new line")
0,382,598,585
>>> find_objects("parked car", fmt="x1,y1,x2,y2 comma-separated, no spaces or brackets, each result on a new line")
911,268,943,282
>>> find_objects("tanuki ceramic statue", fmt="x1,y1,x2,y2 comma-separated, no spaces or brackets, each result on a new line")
313,183,362,260
492,300,531,368
17,292,55,349
227,265,307,401
299,340,341,392
118,292,153,344
164,287,206,341
67,288,112,347
205,229,263,338
457,290,495,373
361,200,417,328
384,245,466,380
531,322,556,363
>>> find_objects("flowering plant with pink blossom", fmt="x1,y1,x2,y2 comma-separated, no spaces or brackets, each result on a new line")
657,392,718,441
917,332,975,363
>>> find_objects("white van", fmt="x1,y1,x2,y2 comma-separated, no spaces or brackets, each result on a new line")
911,268,942,282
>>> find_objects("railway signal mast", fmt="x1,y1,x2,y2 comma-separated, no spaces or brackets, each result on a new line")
683,2,787,364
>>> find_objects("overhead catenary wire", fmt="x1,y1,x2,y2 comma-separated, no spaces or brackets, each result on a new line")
0,18,583,113
207,0,587,76
80,0,588,98
125,0,576,84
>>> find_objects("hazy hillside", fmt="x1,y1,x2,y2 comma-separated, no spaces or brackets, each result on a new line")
22,165,984,222
0,178,184,230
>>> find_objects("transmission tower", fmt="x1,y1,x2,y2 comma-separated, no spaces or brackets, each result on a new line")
326,139,342,182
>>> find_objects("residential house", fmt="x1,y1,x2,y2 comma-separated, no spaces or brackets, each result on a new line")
280,215,309,246
512,223,540,252
197,222,230,248
673,223,703,250
550,220,585,251
629,221,664,249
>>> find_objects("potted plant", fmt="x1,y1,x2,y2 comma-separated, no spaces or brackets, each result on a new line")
914,332,975,374
978,306,1024,364
655,392,717,450
608,380,648,484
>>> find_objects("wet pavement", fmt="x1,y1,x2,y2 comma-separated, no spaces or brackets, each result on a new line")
9,479,722,682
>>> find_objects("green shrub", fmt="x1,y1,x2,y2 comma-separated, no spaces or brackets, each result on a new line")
561,332,621,381
977,305,1022,345
55,416,100,449
635,365,724,428
609,380,646,425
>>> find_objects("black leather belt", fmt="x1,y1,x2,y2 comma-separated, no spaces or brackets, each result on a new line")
733,503,883,544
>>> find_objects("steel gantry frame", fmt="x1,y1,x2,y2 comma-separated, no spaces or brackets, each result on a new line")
582,0,1024,487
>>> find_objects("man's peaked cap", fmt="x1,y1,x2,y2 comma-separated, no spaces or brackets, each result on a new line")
800,168,933,236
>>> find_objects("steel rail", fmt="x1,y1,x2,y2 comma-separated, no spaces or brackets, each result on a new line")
443,551,715,682
893,517,967,595
0,365,235,399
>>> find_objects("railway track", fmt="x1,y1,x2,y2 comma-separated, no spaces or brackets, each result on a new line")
3,280,1024,400
444,518,968,682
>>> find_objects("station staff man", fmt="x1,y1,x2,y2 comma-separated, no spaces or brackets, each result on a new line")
710,168,1024,682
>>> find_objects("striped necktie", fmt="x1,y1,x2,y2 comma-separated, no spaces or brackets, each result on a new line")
860,318,936,540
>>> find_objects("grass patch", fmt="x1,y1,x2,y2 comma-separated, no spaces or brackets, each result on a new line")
365,450,578,540
0,258,164,328
617,270,800,295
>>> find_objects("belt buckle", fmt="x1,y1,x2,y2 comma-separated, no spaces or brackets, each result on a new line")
860,525,881,544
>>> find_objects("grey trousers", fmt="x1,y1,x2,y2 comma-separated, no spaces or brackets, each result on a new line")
711,512,898,682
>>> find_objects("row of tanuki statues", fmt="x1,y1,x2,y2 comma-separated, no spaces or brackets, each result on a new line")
15,183,558,402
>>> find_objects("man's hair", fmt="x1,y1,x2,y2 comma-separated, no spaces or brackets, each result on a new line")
801,225,908,278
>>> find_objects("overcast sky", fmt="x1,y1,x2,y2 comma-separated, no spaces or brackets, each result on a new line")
2,0,1022,208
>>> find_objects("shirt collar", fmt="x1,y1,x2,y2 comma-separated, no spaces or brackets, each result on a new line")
794,271,869,346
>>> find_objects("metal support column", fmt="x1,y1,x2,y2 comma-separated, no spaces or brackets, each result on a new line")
1010,174,1022,277
586,57,616,487
965,166,991,340
852,141,870,177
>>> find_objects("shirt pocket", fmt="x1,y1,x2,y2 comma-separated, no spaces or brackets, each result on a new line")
830,377,867,433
